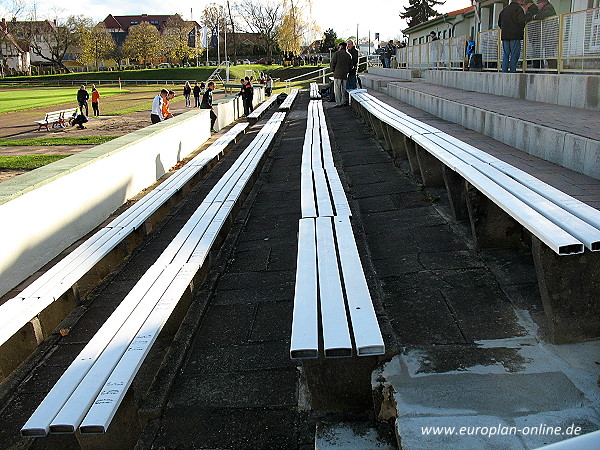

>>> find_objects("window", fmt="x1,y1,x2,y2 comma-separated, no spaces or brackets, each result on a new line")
130,21,138,25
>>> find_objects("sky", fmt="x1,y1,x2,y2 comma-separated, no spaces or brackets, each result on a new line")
0,0,472,41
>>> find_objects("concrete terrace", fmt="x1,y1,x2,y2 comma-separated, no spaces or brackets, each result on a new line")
0,69,599,449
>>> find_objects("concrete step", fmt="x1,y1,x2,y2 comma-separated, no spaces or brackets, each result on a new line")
373,339,600,449
315,421,397,449
360,72,600,181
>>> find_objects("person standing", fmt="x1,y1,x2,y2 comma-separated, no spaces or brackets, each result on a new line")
382,40,395,68
183,81,192,107
531,0,557,69
265,76,273,97
498,0,527,73
200,81,217,132
465,36,476,70
346,39,359,90
330,42,352,107
151,89,168,124
237,78,248,115
193,82,201,107
244,77,254,116
77,85,89,116
162,90,175,120
91,84,100,116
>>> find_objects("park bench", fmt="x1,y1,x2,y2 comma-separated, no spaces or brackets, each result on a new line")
291,99,384,359
279,88,299,111
349,90,600,343
0,123,249,359
21,113,286,437
309,82,321,100
34,108,78,131
246,93,279,123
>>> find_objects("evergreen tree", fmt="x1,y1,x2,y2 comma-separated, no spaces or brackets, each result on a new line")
400,0,445,28
319,28,336,52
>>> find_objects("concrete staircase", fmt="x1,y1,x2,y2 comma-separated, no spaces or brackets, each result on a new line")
361,68,600,181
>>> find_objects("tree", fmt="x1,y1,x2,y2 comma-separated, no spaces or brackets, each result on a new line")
77,22,115,70
278,0,306,57
122,21,161,65
163,14,196,64
319,28,336,52
16,15,87,72
400,0,444,28
201,3,227,61
235,0,282,61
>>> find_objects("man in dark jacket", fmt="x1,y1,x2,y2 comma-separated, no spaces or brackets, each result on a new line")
498,0,526,73
532,0,556,19
346,39,359,90
77,85,89,116
330,42,352,107
200,81,217,132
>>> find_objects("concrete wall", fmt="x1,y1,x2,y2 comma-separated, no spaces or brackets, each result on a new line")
383,81,600,180
368,67,420,81
0,110,211,298
423,71,600,111
0,89,268,299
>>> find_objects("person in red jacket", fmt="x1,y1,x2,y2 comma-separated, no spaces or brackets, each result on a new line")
91,85,100,117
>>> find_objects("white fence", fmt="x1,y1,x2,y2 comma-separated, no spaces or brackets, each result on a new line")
397,7,600,74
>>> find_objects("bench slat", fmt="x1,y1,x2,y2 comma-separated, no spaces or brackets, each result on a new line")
313,168,335,217
424,134,600,251
333,216,385,356
316,217,352,357
290,218,319,358
79,263,196,434
326,167,351,217
301,169,317,218
411,134,584,255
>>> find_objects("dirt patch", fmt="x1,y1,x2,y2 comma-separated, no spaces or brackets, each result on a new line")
0,169,28,183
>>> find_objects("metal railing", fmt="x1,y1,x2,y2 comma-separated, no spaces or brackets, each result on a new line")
396,36,468,70
395,7,600,74
478,7,600,73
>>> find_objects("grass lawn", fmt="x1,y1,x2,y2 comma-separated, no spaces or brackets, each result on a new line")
0,136,118,146
0,154,70,170
0,87,127,114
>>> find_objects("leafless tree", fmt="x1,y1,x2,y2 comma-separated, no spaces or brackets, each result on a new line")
235,0,282,60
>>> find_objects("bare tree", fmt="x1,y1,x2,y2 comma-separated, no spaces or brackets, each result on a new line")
15,14,87,72
235,0,282,61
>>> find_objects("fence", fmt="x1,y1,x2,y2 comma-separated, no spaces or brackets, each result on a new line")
397,7,600,74
477,7,600,73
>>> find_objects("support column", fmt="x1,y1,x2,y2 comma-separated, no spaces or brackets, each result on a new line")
532,237,600,344
416,145,445,187
443,166,469,220
385,125,408,159
405,138,421,177
466,183,523,249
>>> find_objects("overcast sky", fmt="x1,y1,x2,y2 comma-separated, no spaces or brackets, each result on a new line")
1,0,472,41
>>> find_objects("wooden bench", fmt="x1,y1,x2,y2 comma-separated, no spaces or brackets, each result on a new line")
291,100,383,358
246,93,279,123
34,108,78,131
309,82,321,100
350,90,600,343
0,123,249,367
21,113,286,437
279,88,299,111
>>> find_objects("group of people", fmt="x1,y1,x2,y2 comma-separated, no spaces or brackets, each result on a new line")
237,77,255,117
152,81,218,131
499,0,557,72
330,39,361,107
378,40,406,68
72,84,100,129
182,81,207,108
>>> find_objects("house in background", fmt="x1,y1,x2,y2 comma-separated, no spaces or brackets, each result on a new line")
0,18,30,75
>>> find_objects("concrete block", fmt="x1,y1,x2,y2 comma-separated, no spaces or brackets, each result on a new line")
562,134,588,174
543,129,567,167
584,139,600,180
524,73,538,102
501,73,519,98
570,76,587,109
544,75,560,106
584,75,600,111
513,119,529,152
526,124,546,159
532,236,600,343
491,113,507,144
502,116,518,149
557,75,574,108
482,111,499,140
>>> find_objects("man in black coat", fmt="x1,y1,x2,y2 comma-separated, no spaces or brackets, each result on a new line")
77,85,89,116
330,42,352,107
498,0,527,72
346,39,359,90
